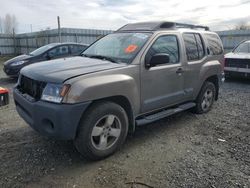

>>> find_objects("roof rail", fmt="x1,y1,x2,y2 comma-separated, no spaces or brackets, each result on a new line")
117,21,210,32
174,23,209,31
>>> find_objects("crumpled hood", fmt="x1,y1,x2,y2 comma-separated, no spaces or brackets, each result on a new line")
20,56,126,83
225,52,250,59
4,54,31,66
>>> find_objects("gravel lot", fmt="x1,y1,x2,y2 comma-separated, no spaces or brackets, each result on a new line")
0,57,249,188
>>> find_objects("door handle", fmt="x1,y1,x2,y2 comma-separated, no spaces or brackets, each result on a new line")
176,67,184,74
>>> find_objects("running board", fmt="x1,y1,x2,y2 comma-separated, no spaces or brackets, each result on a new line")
136,102,196,126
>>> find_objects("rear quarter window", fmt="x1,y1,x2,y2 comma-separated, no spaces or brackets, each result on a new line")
205,33,223,55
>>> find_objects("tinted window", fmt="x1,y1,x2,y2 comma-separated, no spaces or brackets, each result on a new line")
234,42,249,53
205,34,223,55
183,33,199,61
147,35,179,63
70,45,87,54
183,33,205,61
48,45,69,57
195,34,205,58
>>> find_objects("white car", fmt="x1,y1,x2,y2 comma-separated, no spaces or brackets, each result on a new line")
224,40,250,79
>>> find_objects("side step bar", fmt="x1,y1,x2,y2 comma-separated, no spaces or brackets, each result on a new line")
136,102,196,126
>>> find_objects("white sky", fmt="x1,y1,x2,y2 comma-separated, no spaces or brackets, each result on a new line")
0,0,250,33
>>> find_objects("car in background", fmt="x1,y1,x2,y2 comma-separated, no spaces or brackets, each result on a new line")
224,40,250,79
3,42,88,77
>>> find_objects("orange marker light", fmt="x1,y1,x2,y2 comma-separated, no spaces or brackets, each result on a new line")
60,84,71,97
125,44,138,53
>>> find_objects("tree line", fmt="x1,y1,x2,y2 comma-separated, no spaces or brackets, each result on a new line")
0,14,18,34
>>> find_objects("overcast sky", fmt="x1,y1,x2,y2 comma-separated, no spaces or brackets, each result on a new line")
0,0,250,33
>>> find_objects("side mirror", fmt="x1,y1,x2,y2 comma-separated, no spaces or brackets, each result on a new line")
146,53,170,68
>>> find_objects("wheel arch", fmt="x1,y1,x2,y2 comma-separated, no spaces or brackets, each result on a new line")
205,75,219,100
78,95,135,136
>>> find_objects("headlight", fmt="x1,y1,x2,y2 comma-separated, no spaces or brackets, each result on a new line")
41,83,71,103
11,60,27,66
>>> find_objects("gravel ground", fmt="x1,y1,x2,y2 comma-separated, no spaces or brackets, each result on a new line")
0,57,249,188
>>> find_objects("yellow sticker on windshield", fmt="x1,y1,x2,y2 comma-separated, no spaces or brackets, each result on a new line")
125,44,138,53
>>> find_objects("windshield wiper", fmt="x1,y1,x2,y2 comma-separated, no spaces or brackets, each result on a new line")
82,54,118,63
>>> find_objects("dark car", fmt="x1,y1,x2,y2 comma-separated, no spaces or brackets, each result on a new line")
3,42,88,77
224,40,250,79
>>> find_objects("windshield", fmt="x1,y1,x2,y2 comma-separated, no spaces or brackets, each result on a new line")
29,43,58,56
82,32,152,63
233,42,250,53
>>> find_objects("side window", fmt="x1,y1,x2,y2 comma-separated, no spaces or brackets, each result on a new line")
70,45,86,54
79,45,87,52
146,35,179,64
205,34,223,55
183,33,199,61
48,46,69,57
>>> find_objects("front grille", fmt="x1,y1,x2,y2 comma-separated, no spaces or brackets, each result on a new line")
18,75,46,100
225,58,250,68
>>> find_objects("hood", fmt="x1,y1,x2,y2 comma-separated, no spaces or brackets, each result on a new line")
20,56,126,83
4,54,31,66
225,52,250,59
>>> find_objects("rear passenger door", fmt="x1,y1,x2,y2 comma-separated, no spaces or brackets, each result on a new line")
182,33,206,100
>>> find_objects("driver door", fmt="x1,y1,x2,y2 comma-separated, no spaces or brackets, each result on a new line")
140,34,185,113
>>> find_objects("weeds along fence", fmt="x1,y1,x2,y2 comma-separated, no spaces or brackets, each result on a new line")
1,28,250,55
0,28,112,55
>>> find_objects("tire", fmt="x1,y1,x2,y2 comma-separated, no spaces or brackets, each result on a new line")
74,101,129,160
193,81,216,114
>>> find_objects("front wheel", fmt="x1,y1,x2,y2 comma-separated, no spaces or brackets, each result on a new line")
193,81,216,114
74,102,129,160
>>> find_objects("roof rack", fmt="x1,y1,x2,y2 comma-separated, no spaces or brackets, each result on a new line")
117,21,210,32
174,23,209,31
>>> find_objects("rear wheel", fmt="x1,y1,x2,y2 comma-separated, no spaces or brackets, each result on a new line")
194,81,216,114
74,101,129,160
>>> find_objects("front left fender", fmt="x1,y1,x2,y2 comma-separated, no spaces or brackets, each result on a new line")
63,74,140,114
